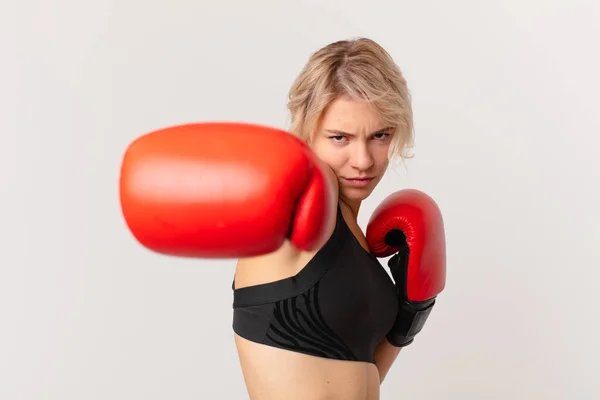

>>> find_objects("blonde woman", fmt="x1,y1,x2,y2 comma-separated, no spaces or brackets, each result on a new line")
120,37,446,400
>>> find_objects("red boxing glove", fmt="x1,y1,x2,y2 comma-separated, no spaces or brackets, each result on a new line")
119,122,336,258
366,189,446,347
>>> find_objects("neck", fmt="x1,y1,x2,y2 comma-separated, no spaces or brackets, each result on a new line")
339,197,361,221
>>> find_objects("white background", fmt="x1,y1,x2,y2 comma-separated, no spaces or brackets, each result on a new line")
6,0,600,398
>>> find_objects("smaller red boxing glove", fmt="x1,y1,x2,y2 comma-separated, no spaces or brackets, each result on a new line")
366,189,446,347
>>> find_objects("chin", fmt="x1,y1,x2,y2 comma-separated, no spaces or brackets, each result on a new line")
340,187,374,202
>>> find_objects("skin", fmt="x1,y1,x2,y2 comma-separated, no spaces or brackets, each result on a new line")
234,95,401,399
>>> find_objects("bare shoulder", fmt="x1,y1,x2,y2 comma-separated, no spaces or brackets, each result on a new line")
234,159,340,290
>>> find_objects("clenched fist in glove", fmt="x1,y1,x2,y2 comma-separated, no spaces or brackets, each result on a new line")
119,122,337,258
366,189,446,347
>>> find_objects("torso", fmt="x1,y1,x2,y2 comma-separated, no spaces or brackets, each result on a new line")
232,204,397,400
234,335,381,400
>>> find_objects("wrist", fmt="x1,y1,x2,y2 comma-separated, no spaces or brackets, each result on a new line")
387,298,436,347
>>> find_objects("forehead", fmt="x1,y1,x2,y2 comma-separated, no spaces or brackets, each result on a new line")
320,95,386,132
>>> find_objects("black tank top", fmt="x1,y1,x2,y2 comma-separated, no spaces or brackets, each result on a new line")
231,205,398,364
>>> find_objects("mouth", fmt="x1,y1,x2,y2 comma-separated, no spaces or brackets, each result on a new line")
342,177,374,187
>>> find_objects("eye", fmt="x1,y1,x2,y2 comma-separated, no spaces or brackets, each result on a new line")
373,132,391,141
328,135,346,143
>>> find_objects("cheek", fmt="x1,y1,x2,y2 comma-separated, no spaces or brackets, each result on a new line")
311,144,346,169
321,154,346,174
373,147,391,169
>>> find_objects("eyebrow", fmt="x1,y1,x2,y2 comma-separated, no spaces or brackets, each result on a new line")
324,127,393,136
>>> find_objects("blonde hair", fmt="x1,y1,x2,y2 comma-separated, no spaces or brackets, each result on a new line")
287,37,414,161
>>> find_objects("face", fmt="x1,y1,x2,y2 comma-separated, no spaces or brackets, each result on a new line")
309,95,395,206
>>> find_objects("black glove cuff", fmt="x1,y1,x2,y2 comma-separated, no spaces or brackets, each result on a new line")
386,298,435,348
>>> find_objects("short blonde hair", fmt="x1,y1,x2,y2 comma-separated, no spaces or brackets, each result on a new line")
287,37,414,160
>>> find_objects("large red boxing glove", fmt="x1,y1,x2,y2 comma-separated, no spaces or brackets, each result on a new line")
366,189,446,347
119,122,336,258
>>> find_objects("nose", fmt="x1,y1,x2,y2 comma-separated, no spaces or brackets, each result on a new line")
349,142,374,171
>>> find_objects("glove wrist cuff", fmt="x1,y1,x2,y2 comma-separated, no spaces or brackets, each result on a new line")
386,298,435,347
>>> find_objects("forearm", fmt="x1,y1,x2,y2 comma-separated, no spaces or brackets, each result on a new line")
373,337,401,383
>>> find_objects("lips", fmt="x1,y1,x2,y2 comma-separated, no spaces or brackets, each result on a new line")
343,177,374,187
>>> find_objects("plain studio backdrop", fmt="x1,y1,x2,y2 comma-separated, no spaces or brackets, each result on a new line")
5,0,599,399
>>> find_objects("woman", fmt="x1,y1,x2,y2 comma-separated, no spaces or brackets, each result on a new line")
232,38,415,399
120,37,444,400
